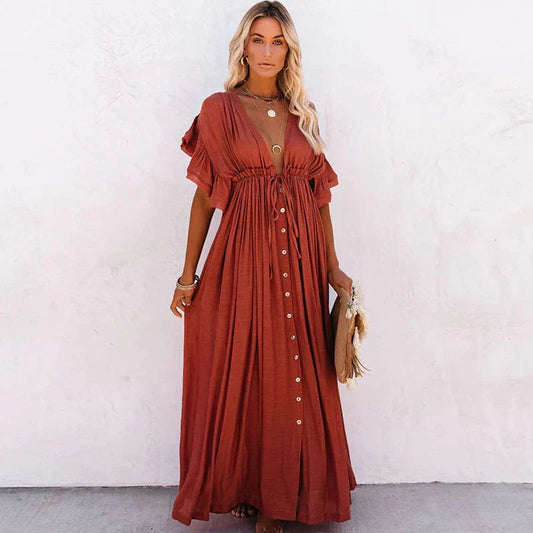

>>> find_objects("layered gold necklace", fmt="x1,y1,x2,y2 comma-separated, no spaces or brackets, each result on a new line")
239,83,287,155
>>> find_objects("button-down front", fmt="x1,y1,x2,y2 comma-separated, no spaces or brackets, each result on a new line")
266,173,302,279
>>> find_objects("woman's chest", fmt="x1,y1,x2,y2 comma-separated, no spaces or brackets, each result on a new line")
230,112,316,172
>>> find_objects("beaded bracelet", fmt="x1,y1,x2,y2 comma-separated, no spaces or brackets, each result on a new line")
176,274,199,290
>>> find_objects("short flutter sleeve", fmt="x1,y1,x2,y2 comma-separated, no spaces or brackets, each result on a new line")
181,114,215,196
312,152,339,208
307,101,339,208
180,95,232,211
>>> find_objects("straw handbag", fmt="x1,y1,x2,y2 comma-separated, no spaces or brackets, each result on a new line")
330,281,370,390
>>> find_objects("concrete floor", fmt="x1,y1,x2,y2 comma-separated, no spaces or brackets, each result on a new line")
0,483,531,533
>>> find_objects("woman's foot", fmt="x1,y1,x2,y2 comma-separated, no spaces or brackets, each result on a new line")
231,502,258,518
255,510,285,533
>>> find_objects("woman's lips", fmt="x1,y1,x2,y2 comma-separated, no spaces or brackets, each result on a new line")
259,63,274,68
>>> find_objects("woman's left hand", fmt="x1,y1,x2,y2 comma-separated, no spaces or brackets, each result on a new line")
327,266,353,296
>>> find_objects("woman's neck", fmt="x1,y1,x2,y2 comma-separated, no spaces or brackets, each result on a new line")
242,76,280,98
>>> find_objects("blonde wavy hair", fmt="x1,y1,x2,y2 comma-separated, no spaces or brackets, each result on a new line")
223,1,326,155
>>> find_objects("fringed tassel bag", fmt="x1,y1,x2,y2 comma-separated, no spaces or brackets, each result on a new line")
330,281,370,390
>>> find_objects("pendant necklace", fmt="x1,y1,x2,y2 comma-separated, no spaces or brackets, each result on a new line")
238,84,287,155
239,82,282,118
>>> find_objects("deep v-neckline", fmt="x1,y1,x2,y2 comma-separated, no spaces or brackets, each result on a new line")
226,90,292,173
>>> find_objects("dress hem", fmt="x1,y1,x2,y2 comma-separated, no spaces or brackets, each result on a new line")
171,491,356,526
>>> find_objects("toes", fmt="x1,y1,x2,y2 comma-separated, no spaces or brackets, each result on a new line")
232,502,258,518
232,502,254,518
255,510,284,533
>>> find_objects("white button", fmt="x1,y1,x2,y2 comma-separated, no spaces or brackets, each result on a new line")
281,249,287,255
283,272,288,277
287,313,292,318
280,207,286,213
285,291,290,297
281,227,286,233
293,354,299,360
295,376,301,382
290,334,296,340
296,396,301,401
296,419,302,424
279,187,283,193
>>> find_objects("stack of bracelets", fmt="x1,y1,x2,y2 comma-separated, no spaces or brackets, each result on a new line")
176,274,199,291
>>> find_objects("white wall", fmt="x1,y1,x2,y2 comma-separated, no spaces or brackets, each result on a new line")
1,0,532,486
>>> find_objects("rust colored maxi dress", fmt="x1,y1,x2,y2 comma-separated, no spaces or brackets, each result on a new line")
171,90,357,526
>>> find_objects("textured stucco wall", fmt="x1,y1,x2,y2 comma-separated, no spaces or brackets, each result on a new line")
1,0,532,486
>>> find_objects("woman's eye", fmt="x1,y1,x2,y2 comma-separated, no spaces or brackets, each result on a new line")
253,38,284,45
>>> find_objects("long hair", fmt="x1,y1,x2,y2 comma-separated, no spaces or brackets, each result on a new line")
223,1,326,155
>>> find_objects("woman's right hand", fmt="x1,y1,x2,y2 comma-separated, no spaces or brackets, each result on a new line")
170,274,198,318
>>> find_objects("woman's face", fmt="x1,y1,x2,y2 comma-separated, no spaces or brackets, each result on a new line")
244,16,289,80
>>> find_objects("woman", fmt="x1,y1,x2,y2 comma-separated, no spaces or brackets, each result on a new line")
170,2,357,531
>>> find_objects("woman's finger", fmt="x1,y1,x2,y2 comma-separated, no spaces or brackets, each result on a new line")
170,287,197,317
171,292,187,317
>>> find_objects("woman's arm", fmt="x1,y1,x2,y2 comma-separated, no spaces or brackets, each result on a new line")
319,203,339,272
180,187,215,282
170,187,215,317
319,203,352,294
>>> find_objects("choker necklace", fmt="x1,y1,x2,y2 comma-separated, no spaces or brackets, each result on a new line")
239,83,283,118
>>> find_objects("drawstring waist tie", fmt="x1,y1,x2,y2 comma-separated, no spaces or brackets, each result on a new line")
267,173,302,279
